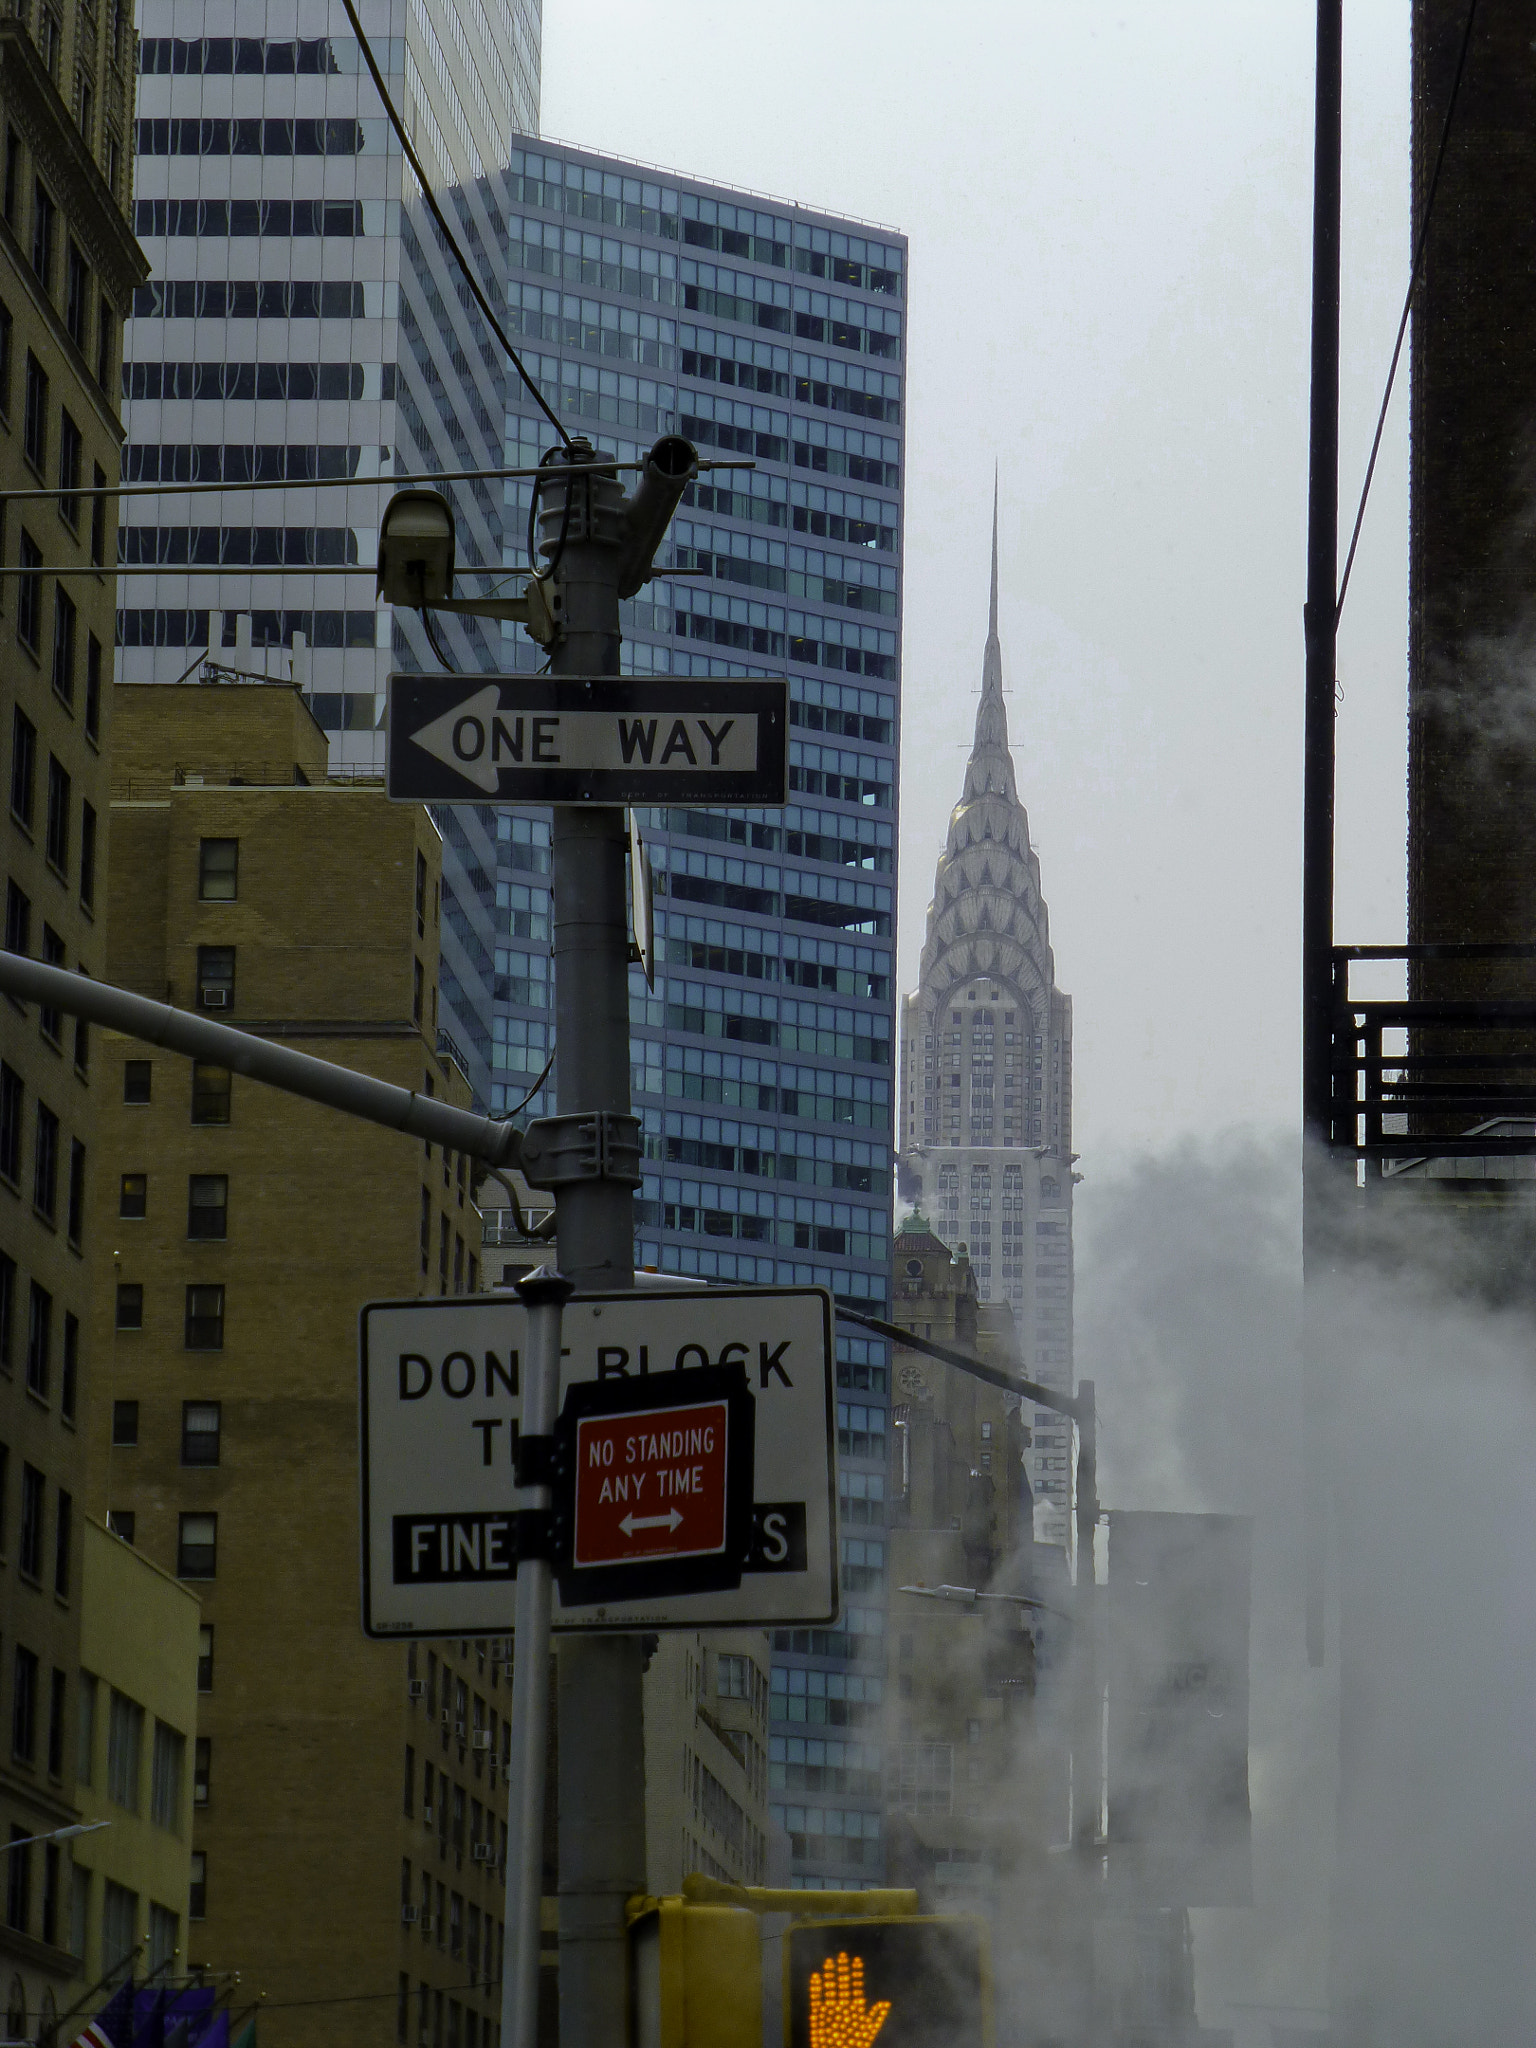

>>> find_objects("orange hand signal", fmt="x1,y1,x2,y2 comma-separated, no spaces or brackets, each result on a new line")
808,1950,892,2048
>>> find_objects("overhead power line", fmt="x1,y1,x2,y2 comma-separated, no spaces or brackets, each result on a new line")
1335,0,1479,625
332,0,572,453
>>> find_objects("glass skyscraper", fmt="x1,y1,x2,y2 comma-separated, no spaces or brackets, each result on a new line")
497,137,906,1886
117,0,542,1105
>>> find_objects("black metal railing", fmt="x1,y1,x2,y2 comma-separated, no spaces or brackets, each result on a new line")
1329,943,1536,1165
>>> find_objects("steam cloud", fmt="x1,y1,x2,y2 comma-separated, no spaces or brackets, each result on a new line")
1071,1133,1536,2048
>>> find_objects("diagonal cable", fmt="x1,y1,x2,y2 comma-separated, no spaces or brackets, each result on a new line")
333,0,572,452
1336,0,1479,626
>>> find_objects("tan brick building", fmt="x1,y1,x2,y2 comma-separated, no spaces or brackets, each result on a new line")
882,1218,1047,1902
89,679,507,2048
0,0,143,2024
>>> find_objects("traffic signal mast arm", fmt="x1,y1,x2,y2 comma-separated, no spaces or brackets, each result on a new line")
0,949,523,1169
836,1305,1087,1425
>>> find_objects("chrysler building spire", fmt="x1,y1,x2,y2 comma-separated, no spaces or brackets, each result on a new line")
898,494,1076,1534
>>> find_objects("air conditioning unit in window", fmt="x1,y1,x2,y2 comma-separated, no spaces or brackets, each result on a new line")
400,1905,420,1924
455,1719,467,1739
422,1807,434,1827
441,1709,453,1727
472,1843,494,1863
408,1680,426,1700
472,1731,493,1751
200,988,229,1008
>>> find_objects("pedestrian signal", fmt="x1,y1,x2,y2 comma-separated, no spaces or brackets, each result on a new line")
785,1918,990,2048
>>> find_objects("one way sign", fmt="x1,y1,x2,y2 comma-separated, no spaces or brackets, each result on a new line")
386,674,789,805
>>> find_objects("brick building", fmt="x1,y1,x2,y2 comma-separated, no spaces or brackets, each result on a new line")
0,0,144,2023
88,678,502,2048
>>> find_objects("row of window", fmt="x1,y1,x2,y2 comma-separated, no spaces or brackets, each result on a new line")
124,360,382,402
117,610,380,650
132,199,384,239
686,479,898,553
112,1397,220,1463
130,278,375,321
134,117,389,157
119,526,364,569
0,1445,71,1593
0,1050,86,1239
2,145,119,390
106,1508,218,1578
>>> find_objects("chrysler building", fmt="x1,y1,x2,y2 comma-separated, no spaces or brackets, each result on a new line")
898,497,1075,1539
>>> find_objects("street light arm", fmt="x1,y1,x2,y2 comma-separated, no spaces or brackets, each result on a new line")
835,1305,1086,1422
0,951,523,1169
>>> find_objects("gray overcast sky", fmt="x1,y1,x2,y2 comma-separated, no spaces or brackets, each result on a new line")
541,1,1412,1174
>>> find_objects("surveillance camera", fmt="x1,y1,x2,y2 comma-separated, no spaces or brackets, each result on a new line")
377,489,457,607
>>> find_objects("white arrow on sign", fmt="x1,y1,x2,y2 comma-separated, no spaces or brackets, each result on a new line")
409,684,501,794
620,1508,684,1537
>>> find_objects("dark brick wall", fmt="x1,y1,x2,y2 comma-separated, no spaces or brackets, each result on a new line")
1409,5,1536,985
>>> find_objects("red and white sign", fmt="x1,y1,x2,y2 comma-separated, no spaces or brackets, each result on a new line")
574,1398,730,1568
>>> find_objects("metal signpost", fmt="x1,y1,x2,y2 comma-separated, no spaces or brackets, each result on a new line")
384,673,789,805
358,1285,839,1634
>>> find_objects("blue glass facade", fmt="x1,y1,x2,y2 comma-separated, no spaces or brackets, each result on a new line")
498,139,905,1885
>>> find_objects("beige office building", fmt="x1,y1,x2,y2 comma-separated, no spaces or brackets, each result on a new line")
0,0,144,2024
89,679,506,2048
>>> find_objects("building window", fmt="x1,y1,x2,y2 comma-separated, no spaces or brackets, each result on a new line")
177,1512,216,1578
115,1282,143,1331
9,706,35,824
80,801,97,910
106,1689,142,1807
191,1065,231,1124
66,1138,84,1245
102,1879,136,1976
61,1312,77,1421
53,1488,70,1596
12,1646,37,1761
6,1833,29,1932
24,1282,49,1395
180,1402,219,1466
39,924,62,1041
51,584,76,699
32,1102,58,1218
41,1838,58,1944
193,1736,210,1806
106,1509,134,1543
123,1059,151,1104
188,1852,206,1920
0,1064,21,1182
0,300,10,422
197,837,238,900
717,1655,752,1700
96,299,115,393
148,1902,177,1975
56,412,80,529
112,1400,138,1446
46,1668,65,1779
0,1253,13,1364
184,1284,224,1350
64,242,88,347
77,1673,95,1785
187,1174,227,1240
84,633,102,737
196,1626,213,1692
21,353,45,470
69,1863,89,1959
0,132,15,227
18,1465,42,1576
196,945,234,1009
36,13,59,82
16,532,40,651
150,1720,184,1830
29,181,54,287
119,1172,146,1218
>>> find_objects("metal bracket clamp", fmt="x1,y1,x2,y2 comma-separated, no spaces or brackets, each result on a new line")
513,1431,560,1489
508,1508,562,1566
519,1111,643,1191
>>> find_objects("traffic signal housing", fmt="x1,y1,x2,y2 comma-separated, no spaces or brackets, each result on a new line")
784,1917,991,2048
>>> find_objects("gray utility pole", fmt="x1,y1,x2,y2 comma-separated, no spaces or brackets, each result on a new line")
534,435,696,2048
